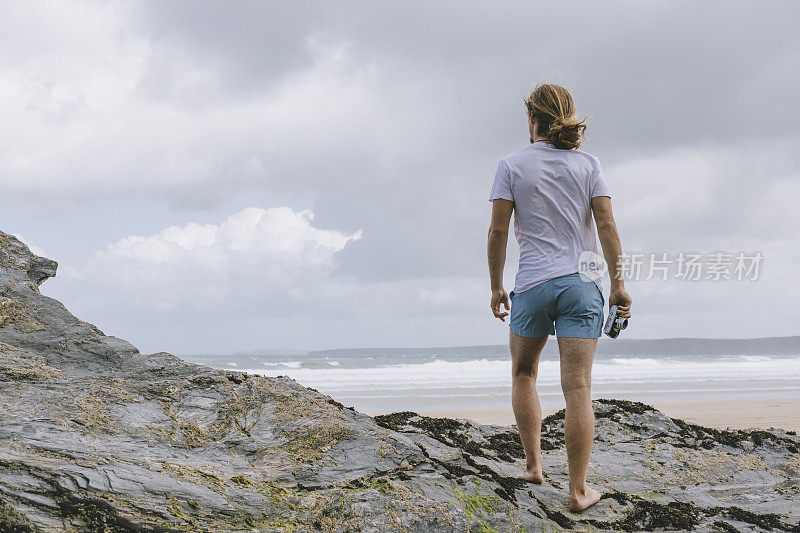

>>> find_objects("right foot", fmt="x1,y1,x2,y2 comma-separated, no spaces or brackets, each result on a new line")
517,468,544,483
569,486,602,512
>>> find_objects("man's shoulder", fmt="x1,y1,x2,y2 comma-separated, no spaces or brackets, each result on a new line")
571,148,601,166
500,144,537,166
558,148,602,177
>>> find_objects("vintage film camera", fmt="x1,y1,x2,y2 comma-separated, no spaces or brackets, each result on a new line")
603,305,629,339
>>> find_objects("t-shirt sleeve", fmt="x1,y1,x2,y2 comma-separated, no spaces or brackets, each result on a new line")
590,159,611,198
489,159,514,202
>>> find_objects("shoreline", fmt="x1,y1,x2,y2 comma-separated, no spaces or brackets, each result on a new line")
372,397,800,432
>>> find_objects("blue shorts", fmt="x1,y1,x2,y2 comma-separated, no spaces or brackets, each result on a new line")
509,273,604,339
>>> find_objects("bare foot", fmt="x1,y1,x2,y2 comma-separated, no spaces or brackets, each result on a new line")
569,486,602,512
517,467,544,483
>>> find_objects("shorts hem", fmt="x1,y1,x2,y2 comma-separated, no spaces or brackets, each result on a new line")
509,325,553,339
555,324,602,339
555,332,601,339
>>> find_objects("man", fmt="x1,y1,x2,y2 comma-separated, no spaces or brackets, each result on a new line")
487,83,632,512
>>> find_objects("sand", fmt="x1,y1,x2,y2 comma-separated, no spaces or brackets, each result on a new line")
413,397,800,432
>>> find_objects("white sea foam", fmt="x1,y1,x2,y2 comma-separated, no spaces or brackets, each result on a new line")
246,355,800,395
260,361,303,369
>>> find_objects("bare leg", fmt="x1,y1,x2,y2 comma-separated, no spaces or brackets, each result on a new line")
557,337,602,512
510,331,548,483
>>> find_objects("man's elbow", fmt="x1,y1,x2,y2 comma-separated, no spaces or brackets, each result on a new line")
596,219,618,238
595,215,616,231
488,227,508,240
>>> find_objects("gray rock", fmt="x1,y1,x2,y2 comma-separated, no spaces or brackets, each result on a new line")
1,229,799,532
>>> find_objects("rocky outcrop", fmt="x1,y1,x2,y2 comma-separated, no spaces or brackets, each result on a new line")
1,230,799,532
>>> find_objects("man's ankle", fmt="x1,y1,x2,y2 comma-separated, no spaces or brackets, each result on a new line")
569,484,587,496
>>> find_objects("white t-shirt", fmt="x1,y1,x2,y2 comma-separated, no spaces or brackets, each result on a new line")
489,142,611,294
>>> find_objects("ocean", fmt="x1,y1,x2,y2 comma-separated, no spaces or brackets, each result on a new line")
182,337,800,416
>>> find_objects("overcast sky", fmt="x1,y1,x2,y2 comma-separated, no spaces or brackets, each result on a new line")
2,1,799,354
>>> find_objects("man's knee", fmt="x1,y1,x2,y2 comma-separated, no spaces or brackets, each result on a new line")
512,359,538,379
561,373,590,394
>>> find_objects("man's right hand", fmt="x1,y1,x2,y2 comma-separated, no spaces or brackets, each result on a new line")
609,287,632,318
490,289,510,322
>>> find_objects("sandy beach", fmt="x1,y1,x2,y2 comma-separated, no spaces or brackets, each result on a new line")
411,397,800,432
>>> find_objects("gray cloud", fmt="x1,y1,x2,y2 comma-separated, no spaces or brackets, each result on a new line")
2,1,799,352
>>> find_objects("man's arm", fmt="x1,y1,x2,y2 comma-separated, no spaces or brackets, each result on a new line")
488,198,514,321
591,196,632,318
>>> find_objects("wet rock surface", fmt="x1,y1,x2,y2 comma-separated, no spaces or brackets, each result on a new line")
1,230,799,532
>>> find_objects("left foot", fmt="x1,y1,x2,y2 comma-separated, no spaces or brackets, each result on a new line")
517,467,544,483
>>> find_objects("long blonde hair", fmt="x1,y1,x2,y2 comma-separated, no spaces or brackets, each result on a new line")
525,83,587,150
